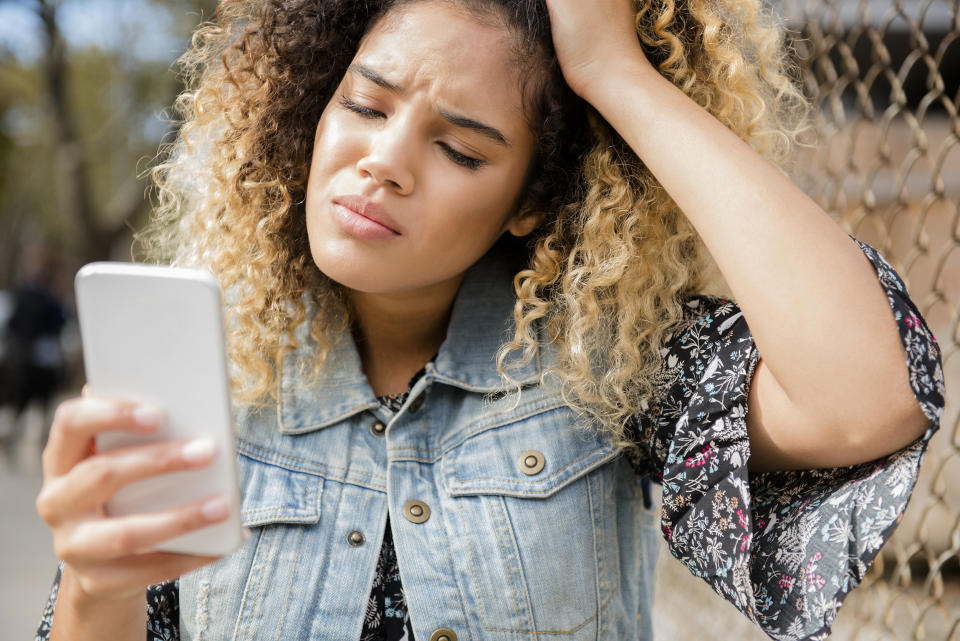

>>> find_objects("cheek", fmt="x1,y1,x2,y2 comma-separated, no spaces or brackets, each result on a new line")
453,167,527,227
418,175,523,250
307,113,358,188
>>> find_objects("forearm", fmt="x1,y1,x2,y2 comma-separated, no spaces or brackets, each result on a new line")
50,565,144,641
583,60,918,429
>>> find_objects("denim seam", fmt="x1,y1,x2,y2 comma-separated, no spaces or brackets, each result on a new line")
492,495,522,630
310,482,345,640
237,439,389,490
237,440,359,477
389,406,604,465
245,528,275,641
460,496,495,631
438,398,570,452
416,484,472,641
234,525,278,641
430,372,539,394
386,448,435,459
450,448,619,493
498,495,537,635
277,397,380,433
438,499,473,641
589,473,603,638
273,525,305,641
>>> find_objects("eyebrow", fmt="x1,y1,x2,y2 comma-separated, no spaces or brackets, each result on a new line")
347,63,510,147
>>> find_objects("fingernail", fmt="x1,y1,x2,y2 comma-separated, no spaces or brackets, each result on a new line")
201,496,229,521
181,438,217,463
132,405,163,429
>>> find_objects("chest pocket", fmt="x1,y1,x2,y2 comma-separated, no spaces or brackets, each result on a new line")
238,452,322,527
442,405,623,638
180,453,323,641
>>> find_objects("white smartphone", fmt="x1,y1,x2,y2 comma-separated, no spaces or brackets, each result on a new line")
75,262,248,556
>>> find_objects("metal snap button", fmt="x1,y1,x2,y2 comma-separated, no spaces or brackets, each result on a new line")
370,420,386,437
429,629,457,641
403,499,431,524
519,449,545,475
346,530,365,547
408,394,425,413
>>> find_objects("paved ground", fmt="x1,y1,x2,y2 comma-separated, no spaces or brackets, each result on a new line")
0,407,59,641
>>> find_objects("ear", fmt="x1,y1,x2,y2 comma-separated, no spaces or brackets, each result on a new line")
504,207,546,238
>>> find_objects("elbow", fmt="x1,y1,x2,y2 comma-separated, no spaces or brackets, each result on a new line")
832,393,931,466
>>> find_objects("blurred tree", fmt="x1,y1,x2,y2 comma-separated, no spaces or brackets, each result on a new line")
0,0,218,285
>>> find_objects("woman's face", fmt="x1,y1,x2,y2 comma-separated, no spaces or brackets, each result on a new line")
304,1,539,295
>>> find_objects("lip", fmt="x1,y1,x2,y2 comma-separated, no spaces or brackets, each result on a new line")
331,195,403,236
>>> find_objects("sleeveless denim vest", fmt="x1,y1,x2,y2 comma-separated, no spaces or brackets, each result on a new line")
178,244,661,641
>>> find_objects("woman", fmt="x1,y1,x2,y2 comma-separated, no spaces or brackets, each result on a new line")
36,0,944,640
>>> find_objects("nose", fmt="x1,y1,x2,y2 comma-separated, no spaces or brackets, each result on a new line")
356,123,416,195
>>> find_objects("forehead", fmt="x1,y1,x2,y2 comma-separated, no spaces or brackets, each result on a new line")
354,2,528,128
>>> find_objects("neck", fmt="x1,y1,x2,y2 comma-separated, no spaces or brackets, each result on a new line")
346,276,464,396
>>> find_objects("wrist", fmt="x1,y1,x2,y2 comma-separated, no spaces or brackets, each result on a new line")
570,54,657,104
51,567,145,641
60,563,144,608
577,59,678,151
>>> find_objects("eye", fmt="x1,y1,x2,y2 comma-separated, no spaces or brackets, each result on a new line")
438,142,485,170
338,95,384,119
340,94,485,170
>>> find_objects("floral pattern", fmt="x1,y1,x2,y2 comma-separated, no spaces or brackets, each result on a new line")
360,515,417,641
628,237,944,640
35,239,944,641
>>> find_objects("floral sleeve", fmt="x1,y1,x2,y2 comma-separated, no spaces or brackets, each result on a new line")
629,238,945,641
35,561,181,641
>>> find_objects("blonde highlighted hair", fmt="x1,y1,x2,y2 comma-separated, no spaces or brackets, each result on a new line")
142,0,811,448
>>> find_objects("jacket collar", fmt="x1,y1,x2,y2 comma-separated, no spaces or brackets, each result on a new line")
279,240,544,434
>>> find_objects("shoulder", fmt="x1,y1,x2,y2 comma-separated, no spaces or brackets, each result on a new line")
659,294,748,378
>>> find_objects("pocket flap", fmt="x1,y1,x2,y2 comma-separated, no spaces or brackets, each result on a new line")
443,406,620,498
237,454,322,527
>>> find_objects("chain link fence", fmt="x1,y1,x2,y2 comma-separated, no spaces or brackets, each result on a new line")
780,0,960,638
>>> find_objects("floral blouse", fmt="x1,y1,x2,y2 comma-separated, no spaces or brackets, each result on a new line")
36,239,945,641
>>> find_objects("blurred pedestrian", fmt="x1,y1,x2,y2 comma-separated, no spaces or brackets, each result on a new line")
1,241,67,458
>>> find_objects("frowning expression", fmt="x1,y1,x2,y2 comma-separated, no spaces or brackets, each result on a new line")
304,1,539,295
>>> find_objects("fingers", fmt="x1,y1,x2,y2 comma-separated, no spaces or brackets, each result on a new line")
55,493,231,564
37,438,218,524
44,397,164,476
37,393,235,603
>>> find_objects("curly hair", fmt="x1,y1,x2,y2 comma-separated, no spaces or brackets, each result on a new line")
142,0,811,448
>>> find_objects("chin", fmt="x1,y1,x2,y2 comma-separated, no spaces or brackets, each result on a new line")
310,249,393,294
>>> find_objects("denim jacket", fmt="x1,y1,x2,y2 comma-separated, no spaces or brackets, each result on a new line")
36,238,943,641
178,243,661,641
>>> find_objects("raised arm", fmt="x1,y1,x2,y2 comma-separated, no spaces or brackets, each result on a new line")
544,0,931,471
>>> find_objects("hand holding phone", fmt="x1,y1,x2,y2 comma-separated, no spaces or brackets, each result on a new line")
37,394,231,603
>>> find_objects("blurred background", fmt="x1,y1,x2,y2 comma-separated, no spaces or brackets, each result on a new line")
0,0,957,639
0,1,216,638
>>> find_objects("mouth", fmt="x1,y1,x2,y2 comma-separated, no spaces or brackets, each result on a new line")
330,196,402,241
332,196,402,235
